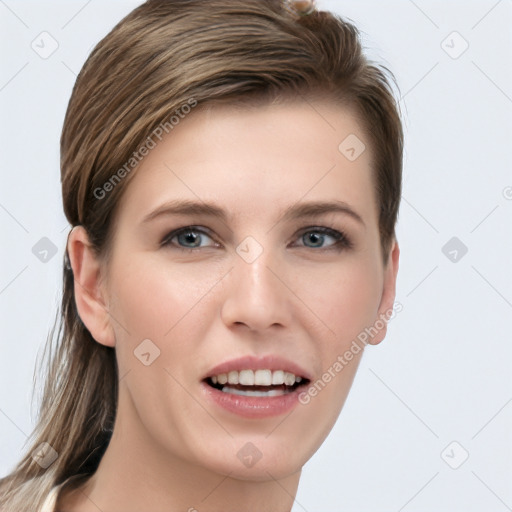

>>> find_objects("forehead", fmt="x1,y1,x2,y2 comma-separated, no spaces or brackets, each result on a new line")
115,99,378,227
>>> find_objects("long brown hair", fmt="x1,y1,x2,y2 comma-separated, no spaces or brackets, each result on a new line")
0,1,403,509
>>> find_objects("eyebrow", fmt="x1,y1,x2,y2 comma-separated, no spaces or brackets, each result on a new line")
141,198,365,227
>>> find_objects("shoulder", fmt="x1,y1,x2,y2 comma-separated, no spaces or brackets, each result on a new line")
41,485,60,512
47,474,92,512
54,473,92,512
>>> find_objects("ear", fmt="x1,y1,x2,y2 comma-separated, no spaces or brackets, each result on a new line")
67,226,116,347
368,239,400,345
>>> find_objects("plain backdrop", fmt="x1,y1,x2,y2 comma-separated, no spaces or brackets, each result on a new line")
1,1,511,511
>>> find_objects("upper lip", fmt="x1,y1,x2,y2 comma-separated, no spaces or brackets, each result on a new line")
204,354,312,381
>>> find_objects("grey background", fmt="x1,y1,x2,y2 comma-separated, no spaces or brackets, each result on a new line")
1,1,511,510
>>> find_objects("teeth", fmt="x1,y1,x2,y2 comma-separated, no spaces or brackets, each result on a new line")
222,386,290,397
272,370,284,385
254,369,272,386
284,372,296,386
209,369,304,387
239,369,254,385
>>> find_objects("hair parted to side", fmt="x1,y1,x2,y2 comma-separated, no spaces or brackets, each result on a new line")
0,1,403,509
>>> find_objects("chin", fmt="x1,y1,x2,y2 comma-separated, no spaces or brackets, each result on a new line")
191,434,311,481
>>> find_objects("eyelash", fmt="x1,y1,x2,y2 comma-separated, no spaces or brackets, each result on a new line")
160,225,353,252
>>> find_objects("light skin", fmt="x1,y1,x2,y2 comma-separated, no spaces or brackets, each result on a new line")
63,98,399,512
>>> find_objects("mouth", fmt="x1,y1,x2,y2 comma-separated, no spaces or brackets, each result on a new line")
201,355,313,418
204,369,310,397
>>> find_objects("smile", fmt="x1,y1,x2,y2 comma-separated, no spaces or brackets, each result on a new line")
201,356,312,418
207,369,306,397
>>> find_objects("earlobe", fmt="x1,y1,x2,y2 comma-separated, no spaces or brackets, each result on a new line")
368,239,400,346
67,226,116,347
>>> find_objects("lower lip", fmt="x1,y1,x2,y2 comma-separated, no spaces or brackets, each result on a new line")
201,382,303,419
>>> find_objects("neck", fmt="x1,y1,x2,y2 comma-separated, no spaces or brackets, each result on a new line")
59,390,302,512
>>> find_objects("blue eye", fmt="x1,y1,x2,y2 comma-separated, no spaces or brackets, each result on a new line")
161,226,218,250
295,227,352,250
161,226,352,252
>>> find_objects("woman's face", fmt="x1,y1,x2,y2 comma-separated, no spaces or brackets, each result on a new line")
85,99,398,480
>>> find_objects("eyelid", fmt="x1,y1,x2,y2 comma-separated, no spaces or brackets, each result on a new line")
291,225,353,250
161,224,353,251
160,225,219,249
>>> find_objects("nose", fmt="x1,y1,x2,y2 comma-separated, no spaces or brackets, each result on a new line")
220,246,293,332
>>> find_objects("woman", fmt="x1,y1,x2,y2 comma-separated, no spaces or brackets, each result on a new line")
0,0,403,510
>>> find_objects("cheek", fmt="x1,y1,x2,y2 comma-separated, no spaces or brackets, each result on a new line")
105,256,223,438
299,258,381,432
109,254,225,342
298,257,383,347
